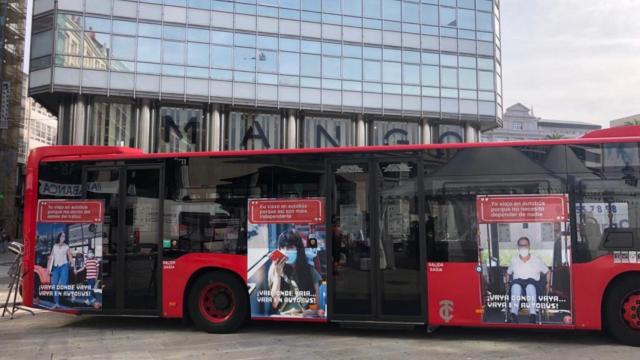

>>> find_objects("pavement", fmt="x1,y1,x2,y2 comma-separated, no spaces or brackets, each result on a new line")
0,250,15,284
0,249,638,360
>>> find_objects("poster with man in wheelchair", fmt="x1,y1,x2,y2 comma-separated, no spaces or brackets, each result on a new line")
477,195,573,326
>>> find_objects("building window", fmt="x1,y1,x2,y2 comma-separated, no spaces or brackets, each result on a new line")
88,98,135,147
303,115,354,148
512,122,523,130
226,111,282,150
372,119,420,145
438,124,464,143
158,106,204,153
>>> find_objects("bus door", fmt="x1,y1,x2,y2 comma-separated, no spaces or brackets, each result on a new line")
328,159,426,323
83,165,164,315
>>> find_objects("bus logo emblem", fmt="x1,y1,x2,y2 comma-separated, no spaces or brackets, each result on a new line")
439,300,454,323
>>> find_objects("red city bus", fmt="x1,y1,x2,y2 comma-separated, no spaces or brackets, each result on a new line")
21,127,640,346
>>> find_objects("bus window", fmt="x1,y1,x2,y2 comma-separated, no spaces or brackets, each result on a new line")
573,179,640,262
425,177,567,264
568,142,640,262
163,155,325,258
37,162,84,199
163,157,273,257
424,146,568,263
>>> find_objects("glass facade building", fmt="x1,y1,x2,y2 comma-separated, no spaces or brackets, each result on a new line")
29,0,502,151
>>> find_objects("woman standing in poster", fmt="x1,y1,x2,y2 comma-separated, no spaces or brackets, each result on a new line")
47,232,73,308
268,230,322,316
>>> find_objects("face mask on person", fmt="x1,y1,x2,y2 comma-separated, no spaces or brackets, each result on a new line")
284,249,298,265
518,247,530,257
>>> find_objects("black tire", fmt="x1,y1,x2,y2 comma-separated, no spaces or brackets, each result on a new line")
603,275,640,347
31,276,39,301
187,271,248,333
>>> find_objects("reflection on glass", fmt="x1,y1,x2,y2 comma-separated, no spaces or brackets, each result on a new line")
163,41,185,64
301,54,321,77
112,36,134,60
187,42,209,67
342,58,362,81
459,68,477,90
137,38,161,63
303,116,353,148
377,161,421,316
257,50,277,73
382,61,401,83
211,45,232,69
227,112,282,150
56,30,82,55
322,56,341,78
331,162,371,315
57,14,82,30
373,120,419,145
438,124,464,143
440,7,457,27
279,51,300,75
83,57,108,70
88,99,134,146
234,47,256,71
55,55,81,68
158,107,204,153
110,60,134,72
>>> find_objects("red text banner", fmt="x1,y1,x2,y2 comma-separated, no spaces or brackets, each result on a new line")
248,198,324,224
477,195,568,224
37,200,104,224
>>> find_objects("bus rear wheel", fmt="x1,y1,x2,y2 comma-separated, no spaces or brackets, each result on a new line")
604,276,640,347
188,271,248,333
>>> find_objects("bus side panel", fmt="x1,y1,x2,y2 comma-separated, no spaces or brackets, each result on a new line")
162,253,247,318
21,153,40,308
572,255,640,330
427,262,483,326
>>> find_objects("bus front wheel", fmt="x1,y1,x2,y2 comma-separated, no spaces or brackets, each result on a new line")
604,275,640,347
188,271,248,333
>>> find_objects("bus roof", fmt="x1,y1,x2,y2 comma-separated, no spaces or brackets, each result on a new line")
29,126,640,164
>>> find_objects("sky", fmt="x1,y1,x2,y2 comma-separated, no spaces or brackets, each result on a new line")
500,0,640,128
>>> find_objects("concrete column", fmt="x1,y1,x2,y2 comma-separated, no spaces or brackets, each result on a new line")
464,123,479,143
57,100,70,145
71,96,86,145
210,104,222,151
287,110,297,149
356,114,366,146
149,105,157,152
422,119,433,144
137,99,151,152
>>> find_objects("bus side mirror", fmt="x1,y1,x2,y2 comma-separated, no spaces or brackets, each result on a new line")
599,228,635,250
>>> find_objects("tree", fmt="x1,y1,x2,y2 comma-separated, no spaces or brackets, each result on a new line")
545,133,565,139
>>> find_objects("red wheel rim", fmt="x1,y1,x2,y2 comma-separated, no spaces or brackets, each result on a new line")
621,292,640,330
198,283,236,324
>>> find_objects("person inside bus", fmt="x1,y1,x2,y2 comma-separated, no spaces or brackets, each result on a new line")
47,232,74,308
331,216,348,269
505,236,551,324
268,230,322,316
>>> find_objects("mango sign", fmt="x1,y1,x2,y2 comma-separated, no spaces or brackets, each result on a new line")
248,198,324,224
37,200,104,224
476,195,568,224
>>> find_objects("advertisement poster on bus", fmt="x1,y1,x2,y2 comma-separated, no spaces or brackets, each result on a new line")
34,199,104,310
476,195,573,325
246,198,327,320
